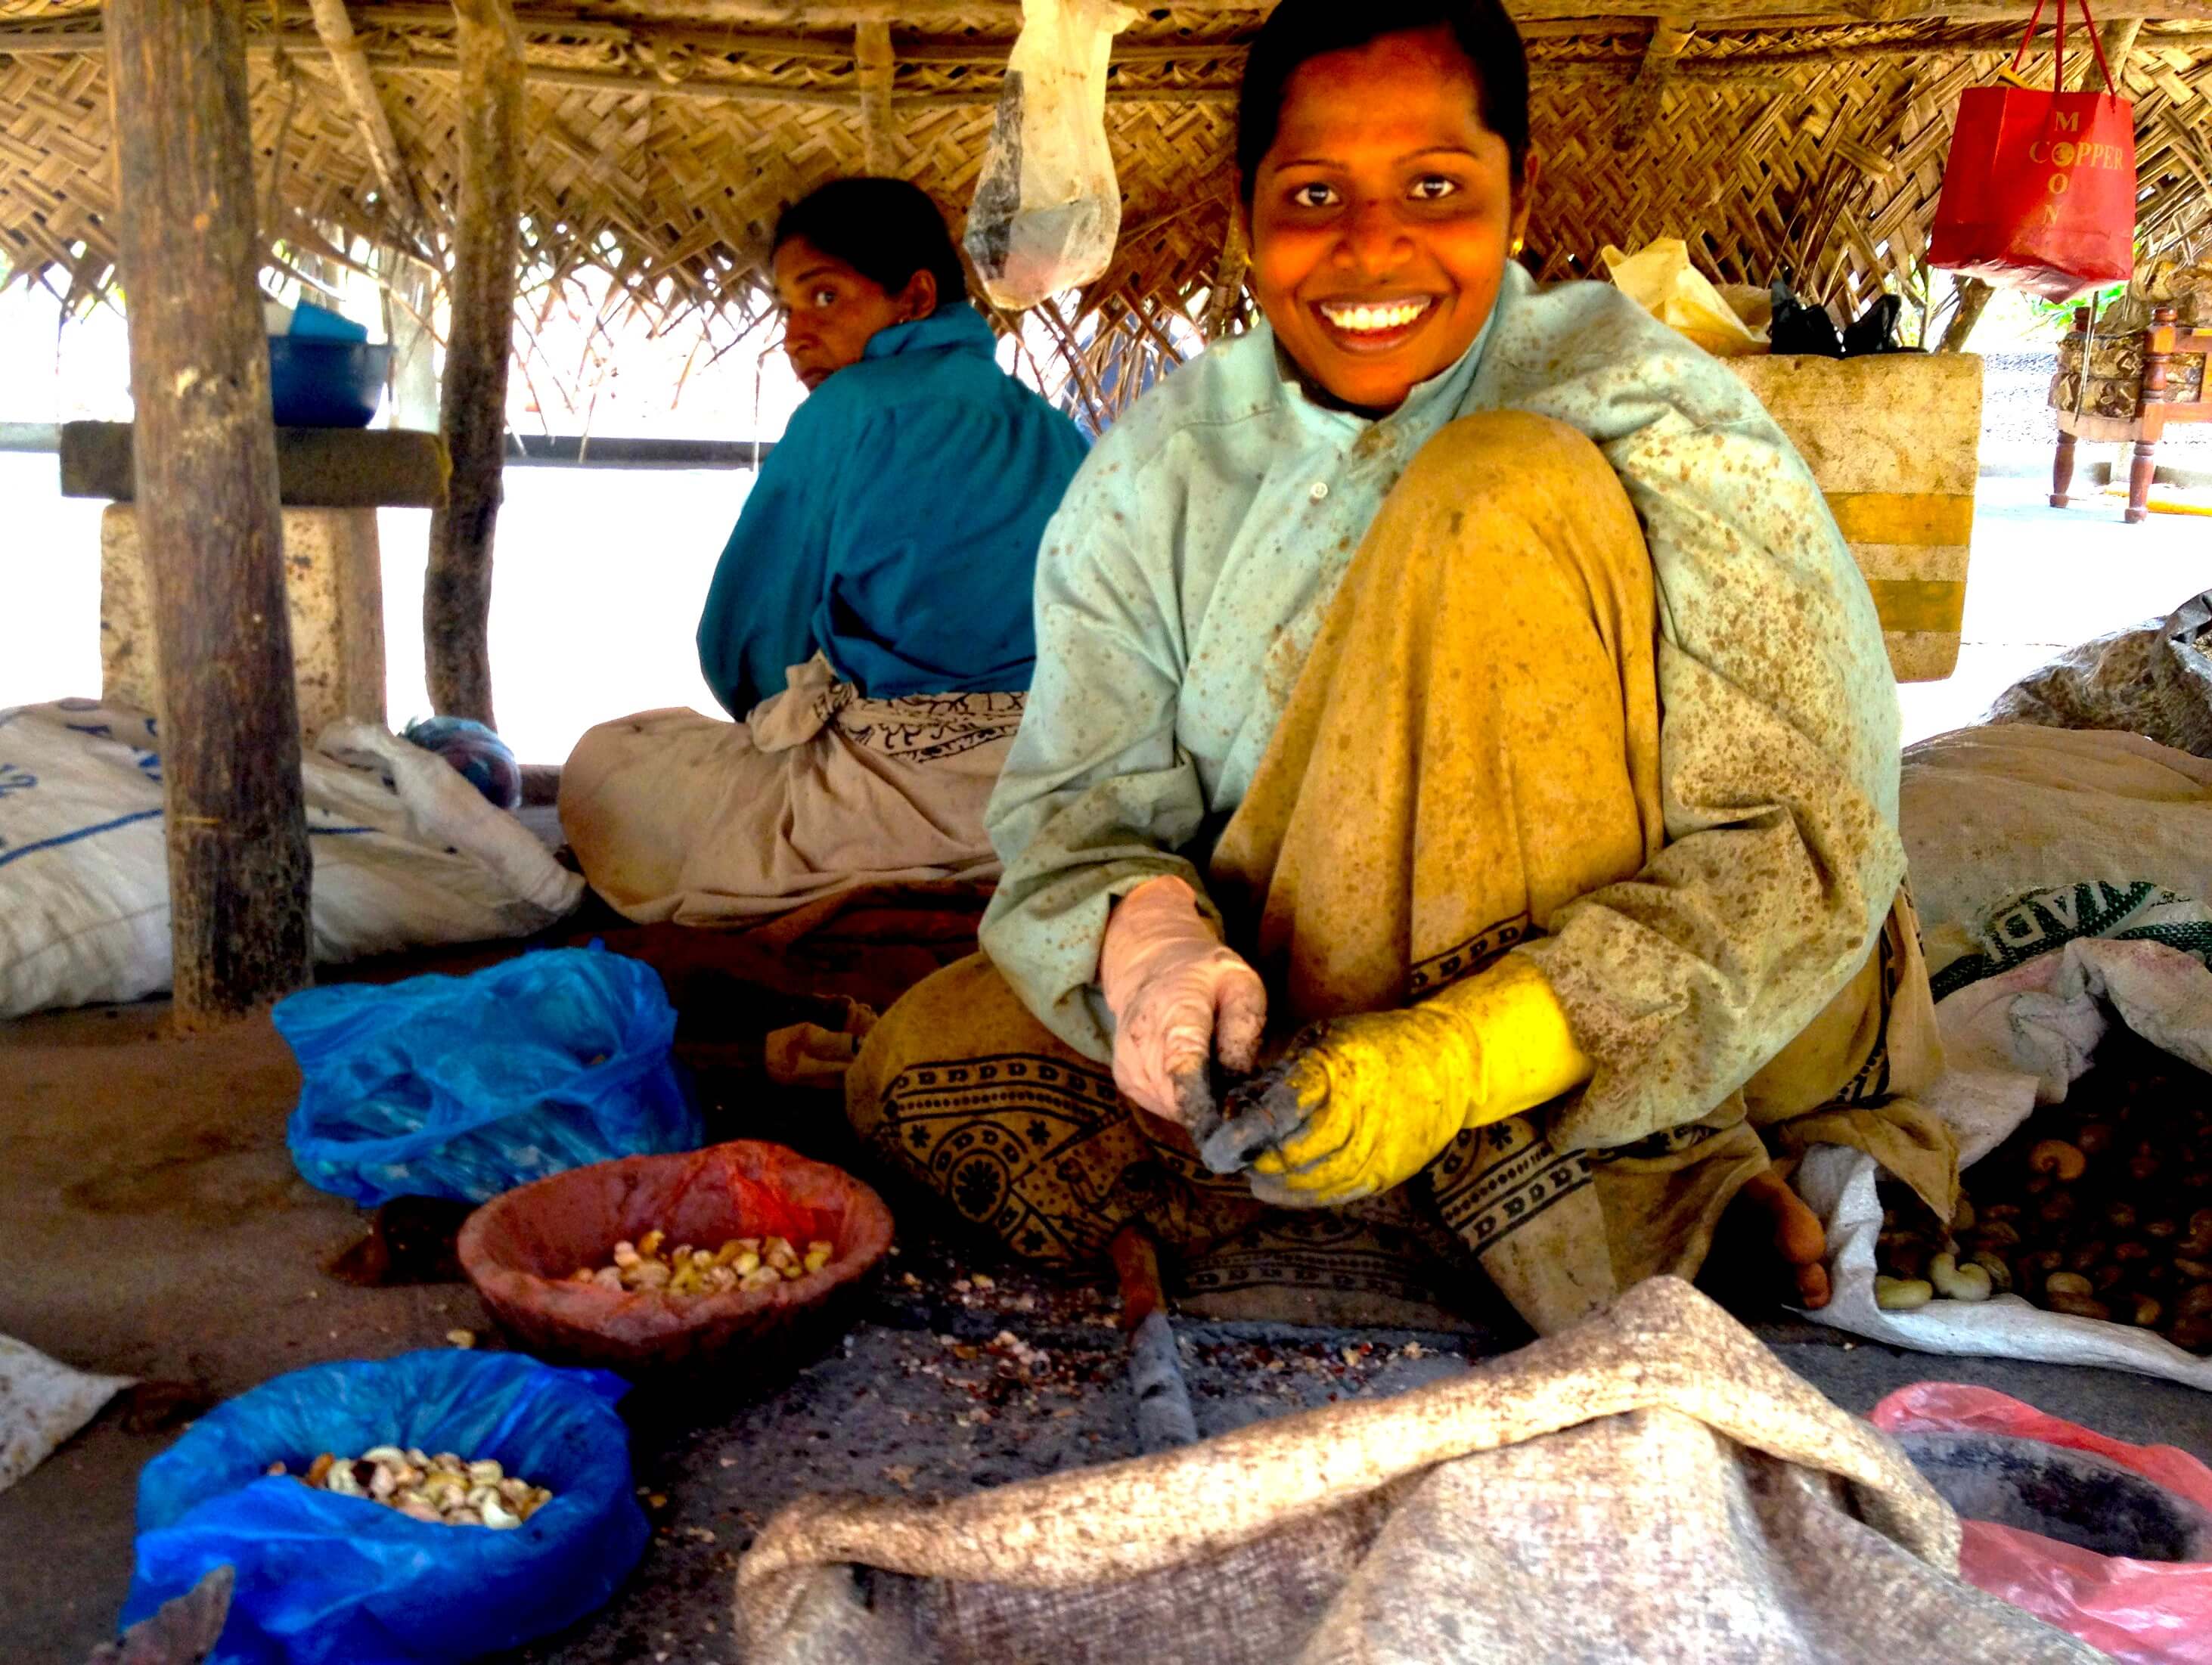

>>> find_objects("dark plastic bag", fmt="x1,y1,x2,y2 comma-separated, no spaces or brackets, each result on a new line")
280,945,701,1206
122,1350,650,1665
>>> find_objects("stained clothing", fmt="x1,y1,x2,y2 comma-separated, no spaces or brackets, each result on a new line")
852,412,1947,1334
980,262,1908,1152
696,303,1089,716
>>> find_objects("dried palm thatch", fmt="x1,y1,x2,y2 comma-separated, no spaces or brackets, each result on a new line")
4,0,2212,414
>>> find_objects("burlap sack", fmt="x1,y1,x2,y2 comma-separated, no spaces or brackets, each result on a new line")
1897,724,2212,997
733,1279,2094,1663
1984,587,2212,761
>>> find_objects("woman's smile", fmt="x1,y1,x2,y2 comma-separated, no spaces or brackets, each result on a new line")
1312,294,1439,352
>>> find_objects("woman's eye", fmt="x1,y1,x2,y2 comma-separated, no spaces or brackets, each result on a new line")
1409,175,1459,202
1289,182,1339,209
812,287,838,308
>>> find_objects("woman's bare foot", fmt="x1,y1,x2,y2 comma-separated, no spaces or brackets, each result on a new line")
1733,1171,1832,1309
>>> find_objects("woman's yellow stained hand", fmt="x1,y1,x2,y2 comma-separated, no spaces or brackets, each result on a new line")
1203,956,1596,1207
1210,1006,1485,1205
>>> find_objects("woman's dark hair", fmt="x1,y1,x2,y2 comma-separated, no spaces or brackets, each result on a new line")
1235,0,1531,200
771,178,967,309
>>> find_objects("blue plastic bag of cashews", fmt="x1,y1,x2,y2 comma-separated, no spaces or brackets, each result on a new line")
121,1350,649,1665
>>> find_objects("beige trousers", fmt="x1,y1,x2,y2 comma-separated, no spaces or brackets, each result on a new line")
560,658,1019,926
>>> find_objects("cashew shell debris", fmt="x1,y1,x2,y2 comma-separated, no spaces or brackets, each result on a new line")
266,1447,552,1527
1872,1027,2212,1352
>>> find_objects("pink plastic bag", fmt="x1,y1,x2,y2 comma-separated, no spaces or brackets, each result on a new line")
1872,1383,2212,1663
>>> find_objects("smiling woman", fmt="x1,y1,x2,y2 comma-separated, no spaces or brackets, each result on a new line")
845,0,1961,1333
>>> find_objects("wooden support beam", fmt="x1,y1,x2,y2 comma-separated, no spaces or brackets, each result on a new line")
1614,15,1691,150
424,0,523,725
2073,15,2144,86
855,20,897,175
1938,278,1995,351
105,0,312,1028
1201,211,1249,340
306,0,427,228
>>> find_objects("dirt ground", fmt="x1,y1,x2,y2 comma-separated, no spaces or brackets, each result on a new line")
11,980,2212,1664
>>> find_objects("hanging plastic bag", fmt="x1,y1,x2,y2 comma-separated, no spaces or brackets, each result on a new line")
1872,1383,2212,1663
1600,239,1769,357
121,1350,650,1665
280,944,702,1207
964,0,1138,310
1927,0,2136,300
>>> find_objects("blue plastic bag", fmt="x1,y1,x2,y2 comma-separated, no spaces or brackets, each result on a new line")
279,945,701,1206
123,1350,650,1665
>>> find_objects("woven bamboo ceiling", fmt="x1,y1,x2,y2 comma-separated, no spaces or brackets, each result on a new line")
5,0,2212,346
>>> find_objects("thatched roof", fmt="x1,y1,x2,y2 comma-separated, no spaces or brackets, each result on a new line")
6,0,2212,402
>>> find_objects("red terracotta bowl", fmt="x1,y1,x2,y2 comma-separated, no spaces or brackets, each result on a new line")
458,1140,892,1372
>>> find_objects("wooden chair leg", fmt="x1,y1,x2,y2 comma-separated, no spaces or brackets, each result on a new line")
2050,429,2077,509
2126,438,2157,524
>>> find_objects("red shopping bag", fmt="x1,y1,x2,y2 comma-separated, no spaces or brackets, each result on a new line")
1927,0,2136,299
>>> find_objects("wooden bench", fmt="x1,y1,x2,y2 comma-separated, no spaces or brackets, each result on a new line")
60,422,447,737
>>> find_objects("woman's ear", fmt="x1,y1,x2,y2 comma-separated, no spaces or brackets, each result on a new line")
1508,150,1541,256
898,269,939,321
1233,183,1255,258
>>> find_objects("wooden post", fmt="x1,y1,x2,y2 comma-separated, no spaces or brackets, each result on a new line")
1202,212,1249,341
1614,15,1691,150
424,0,524,724
2050,429,2077,508
2127,305,2176,525
2073,17,2142,89
1938,278,1994,352
106,0,312,1028
855,22,897,175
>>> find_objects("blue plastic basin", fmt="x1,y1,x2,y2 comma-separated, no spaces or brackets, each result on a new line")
267,336,392,428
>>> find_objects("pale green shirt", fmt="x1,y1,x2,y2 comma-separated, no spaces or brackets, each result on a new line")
981,264,1905,1148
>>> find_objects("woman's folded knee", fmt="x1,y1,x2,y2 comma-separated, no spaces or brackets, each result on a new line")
1395,409,1623,508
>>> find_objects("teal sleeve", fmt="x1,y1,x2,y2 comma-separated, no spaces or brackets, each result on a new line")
696,403,849,718
979,454,1215,1061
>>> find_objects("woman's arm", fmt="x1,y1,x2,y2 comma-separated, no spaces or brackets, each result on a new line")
1515,383,1906,1149
979,460,1217,1062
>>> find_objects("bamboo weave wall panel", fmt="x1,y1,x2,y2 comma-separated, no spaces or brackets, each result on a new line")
3,2,2208,388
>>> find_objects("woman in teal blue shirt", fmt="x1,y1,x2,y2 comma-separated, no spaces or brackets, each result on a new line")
697,179,1090,715
562,179,1089,924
